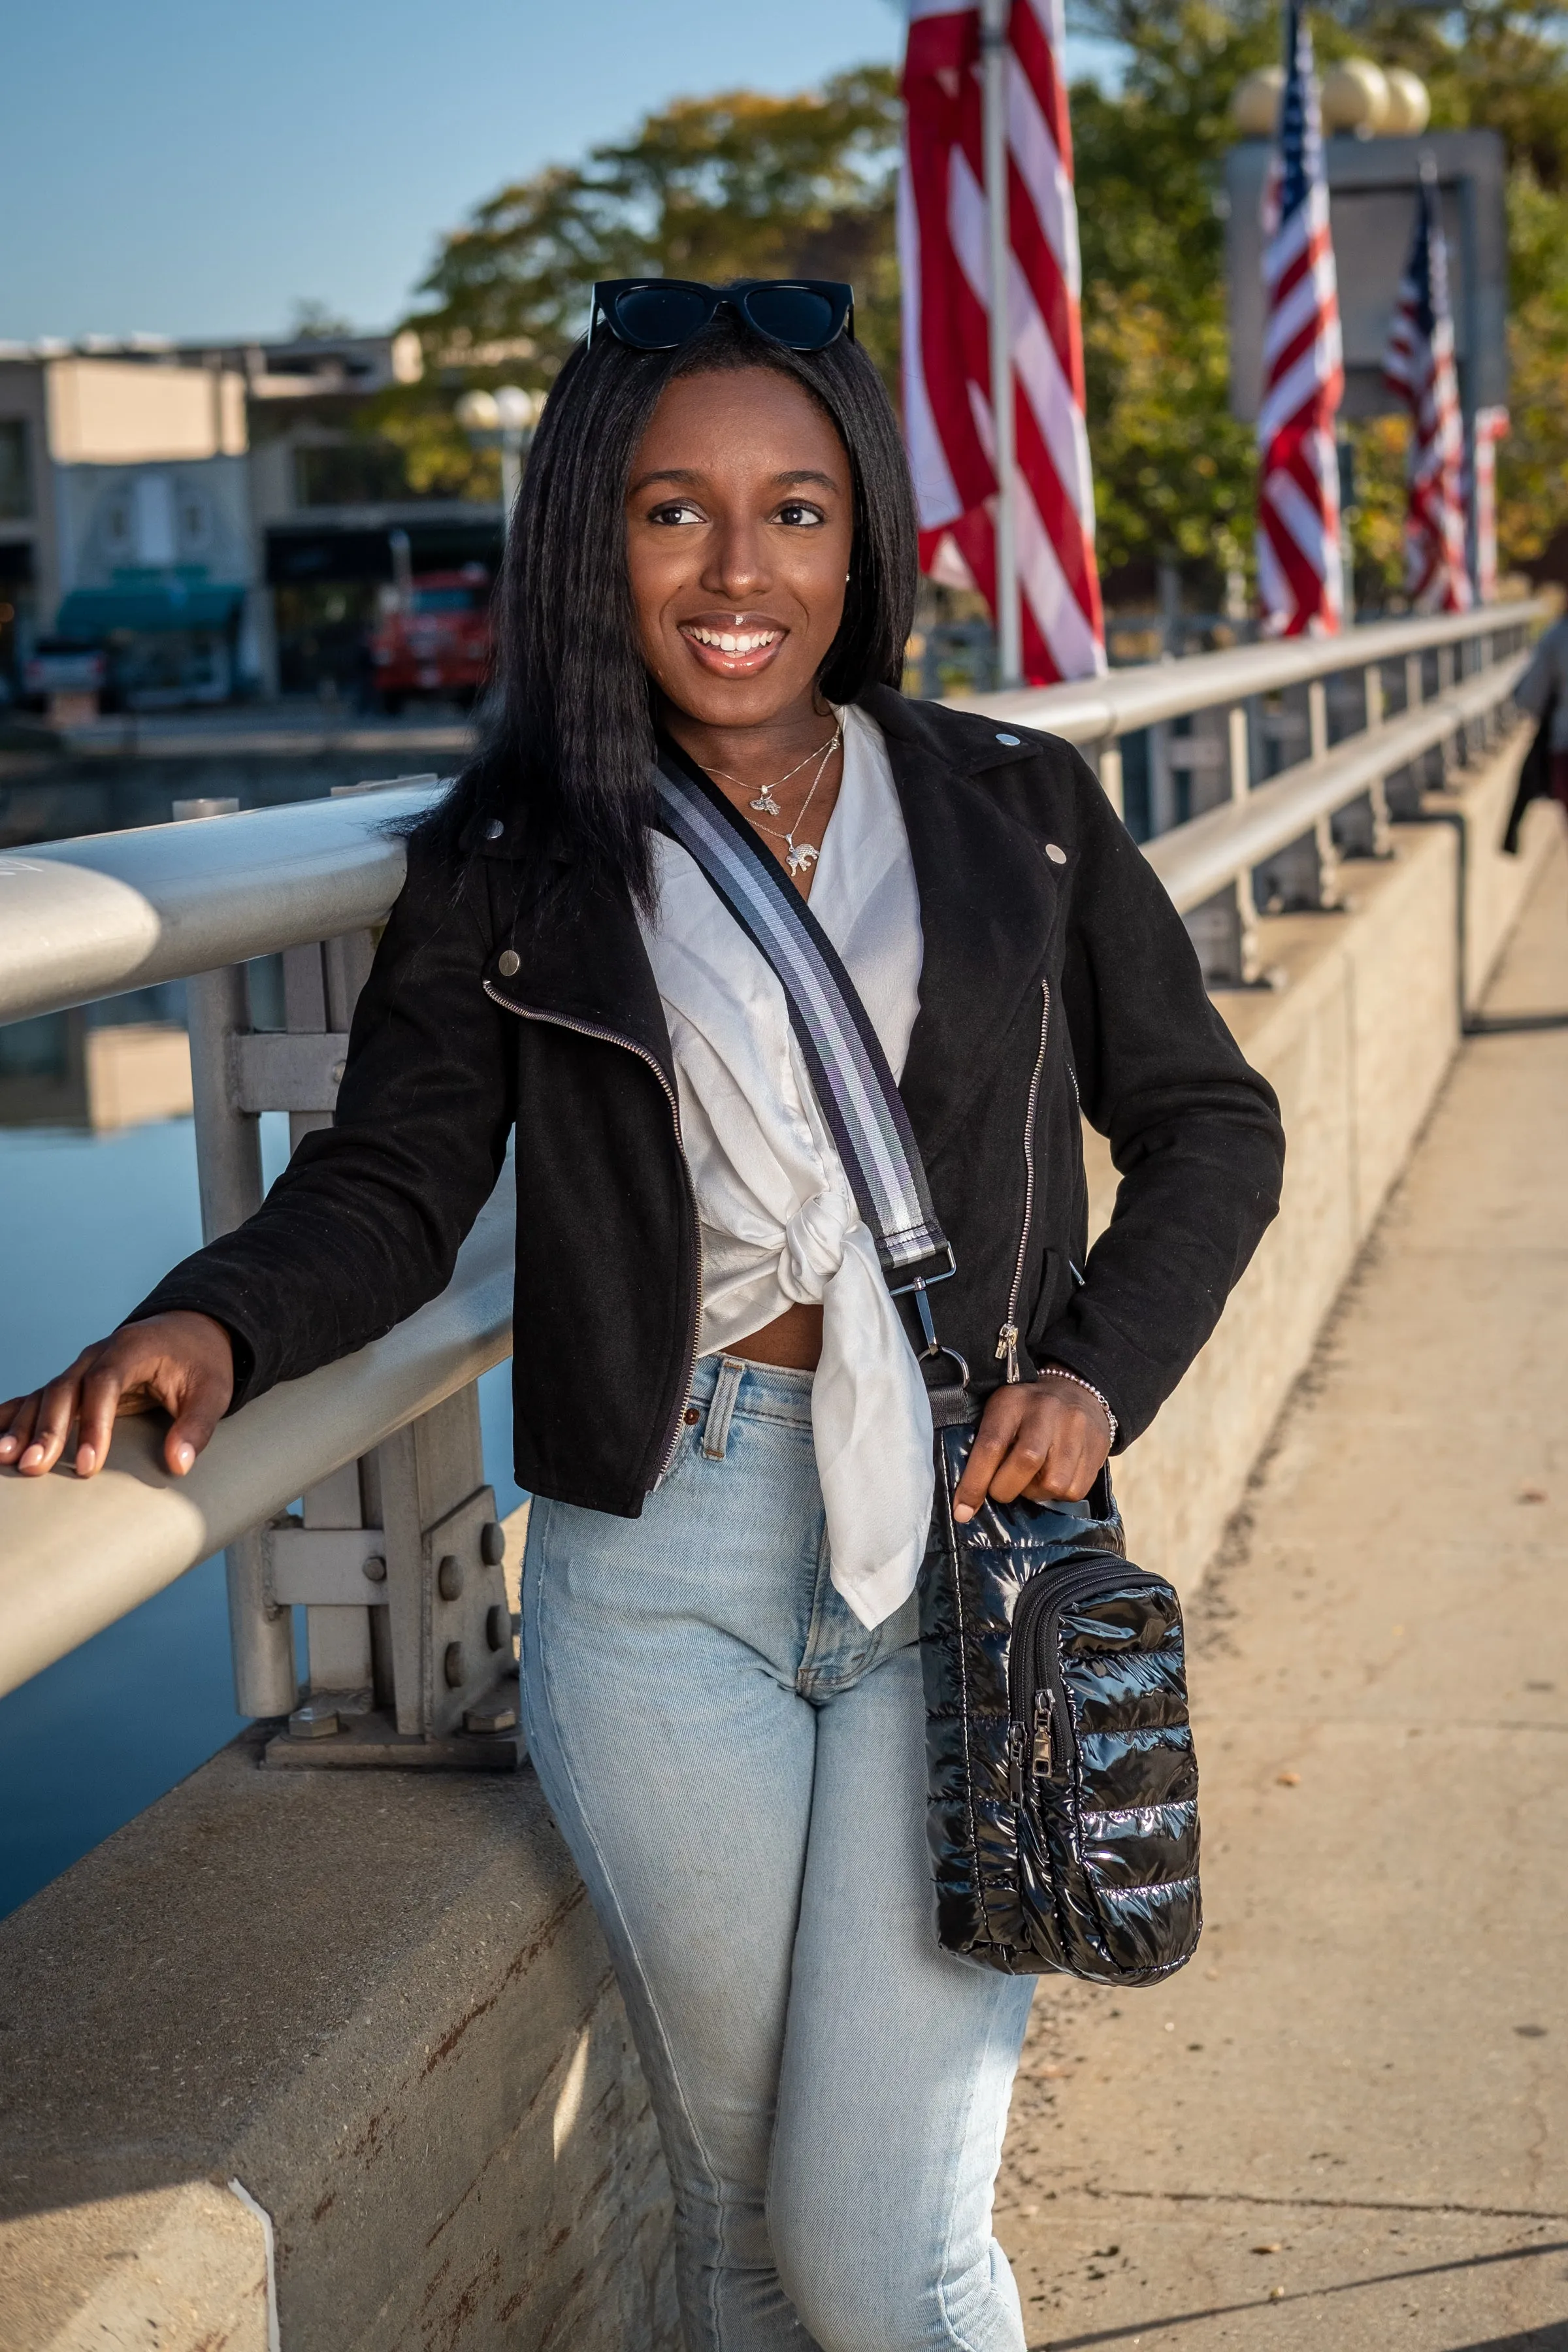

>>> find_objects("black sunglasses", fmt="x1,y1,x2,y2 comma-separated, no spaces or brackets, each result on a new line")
589,278,855,355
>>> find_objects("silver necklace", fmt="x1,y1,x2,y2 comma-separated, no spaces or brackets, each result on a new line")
704,723,841,815
703,724,843,877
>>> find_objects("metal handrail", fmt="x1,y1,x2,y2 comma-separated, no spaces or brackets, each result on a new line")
0,605,1543,1697
0,1168,514,1702
0,606,1543,1029
956,598,1548,746
0,779,443,1027
1146,655,1529,912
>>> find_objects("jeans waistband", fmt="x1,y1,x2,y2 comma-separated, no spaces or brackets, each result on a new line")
689,1351,815,1429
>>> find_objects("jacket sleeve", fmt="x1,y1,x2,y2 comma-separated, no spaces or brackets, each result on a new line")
1038,748,1286,1448
128,841,517,1410
1512,620,1563,721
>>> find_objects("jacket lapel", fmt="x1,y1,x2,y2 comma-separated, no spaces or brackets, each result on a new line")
493,853,678,1092
863,686,1065,1163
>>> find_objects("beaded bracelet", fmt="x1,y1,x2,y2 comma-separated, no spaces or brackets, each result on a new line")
1036,1365,1119,1446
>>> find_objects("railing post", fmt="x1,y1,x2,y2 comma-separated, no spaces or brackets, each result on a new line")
1363,659,1394,857
172,796,298,1722
222,787,522,1767
1183,705,1264,989
166,780,519,1762
1307,679,1329,764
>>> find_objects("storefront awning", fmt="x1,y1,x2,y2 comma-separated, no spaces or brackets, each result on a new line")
56,579,246,637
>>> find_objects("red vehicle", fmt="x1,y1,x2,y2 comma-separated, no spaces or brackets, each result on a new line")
367,565,493,713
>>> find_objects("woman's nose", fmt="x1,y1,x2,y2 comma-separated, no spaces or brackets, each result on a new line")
701,519,768,602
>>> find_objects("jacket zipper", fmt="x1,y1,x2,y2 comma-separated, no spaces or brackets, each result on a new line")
483,981,704,1481
995,981,1051,1384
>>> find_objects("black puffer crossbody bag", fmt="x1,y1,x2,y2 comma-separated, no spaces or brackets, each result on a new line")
655,749,1202,1986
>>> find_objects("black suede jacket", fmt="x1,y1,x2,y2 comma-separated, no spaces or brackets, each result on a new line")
133,687,1285,1517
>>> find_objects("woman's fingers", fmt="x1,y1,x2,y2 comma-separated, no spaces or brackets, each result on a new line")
1,1314,235,1481
9,1360,94,1477
952,1386,1030,1521
0,1390,41,1463
74,1360,138,1477
953,1382,1111,1522
163,1367,231,1477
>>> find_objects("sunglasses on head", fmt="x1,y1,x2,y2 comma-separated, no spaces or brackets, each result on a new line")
589,278,855,355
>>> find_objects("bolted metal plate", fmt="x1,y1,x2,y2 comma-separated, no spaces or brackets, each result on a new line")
263,1701,524,1771
265,1522,391,1605
421,1485,515,1739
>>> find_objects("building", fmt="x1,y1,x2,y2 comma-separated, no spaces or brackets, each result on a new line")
231,331,501,698
0,330,504,706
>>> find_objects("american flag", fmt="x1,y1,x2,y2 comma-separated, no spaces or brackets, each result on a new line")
898,0,1105,683
1382,162,1473,613
1256,0,1344,638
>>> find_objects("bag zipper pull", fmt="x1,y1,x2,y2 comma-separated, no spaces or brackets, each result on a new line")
995,1322,1021,1383
1007,1720,1026,1805
1032,1688,1053,1776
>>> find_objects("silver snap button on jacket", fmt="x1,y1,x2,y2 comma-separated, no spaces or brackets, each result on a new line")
995,732,1021,746
497,949,521,977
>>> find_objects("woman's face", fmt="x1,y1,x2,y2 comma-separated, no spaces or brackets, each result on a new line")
625,366,854,732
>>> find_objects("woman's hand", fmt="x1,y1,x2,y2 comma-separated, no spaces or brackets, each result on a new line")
952,1376,1112,1524
0,1312,235,1480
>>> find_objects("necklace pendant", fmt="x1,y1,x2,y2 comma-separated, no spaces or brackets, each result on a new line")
749,791,781,815
786,841,819,875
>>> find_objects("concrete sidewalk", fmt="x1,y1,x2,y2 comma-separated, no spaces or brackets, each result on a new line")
998,834,1568,2351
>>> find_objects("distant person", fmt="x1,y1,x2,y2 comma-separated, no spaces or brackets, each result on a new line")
3,284,1284,2351
1506,608,1568,851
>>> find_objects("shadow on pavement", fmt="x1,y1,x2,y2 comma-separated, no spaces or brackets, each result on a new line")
1467,1011,1568,1032
1038,2237,1568,2349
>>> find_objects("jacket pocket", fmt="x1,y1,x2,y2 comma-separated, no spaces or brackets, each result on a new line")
1023,1248,1075,1369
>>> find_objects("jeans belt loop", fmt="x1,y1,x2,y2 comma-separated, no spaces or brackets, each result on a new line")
702,1357,747,1461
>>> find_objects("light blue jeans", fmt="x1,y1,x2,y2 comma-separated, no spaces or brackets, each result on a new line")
521,1352,1036,2352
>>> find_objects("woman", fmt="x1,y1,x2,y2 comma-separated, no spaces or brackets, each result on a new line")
1,282,1284,2351
1507,608,1568,851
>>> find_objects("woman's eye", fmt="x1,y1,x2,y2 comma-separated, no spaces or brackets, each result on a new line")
775,502,825,528
648,500,705,526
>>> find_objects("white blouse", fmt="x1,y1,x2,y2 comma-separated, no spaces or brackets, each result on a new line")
638,704,935,1629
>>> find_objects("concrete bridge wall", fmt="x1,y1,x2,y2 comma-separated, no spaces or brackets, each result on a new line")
0,722,1555,2351
1108,724,1556,1592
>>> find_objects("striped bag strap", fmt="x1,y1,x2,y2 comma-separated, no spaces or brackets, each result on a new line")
652,745,956,1318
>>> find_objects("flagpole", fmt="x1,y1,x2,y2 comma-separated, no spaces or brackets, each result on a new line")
979,0,1022,687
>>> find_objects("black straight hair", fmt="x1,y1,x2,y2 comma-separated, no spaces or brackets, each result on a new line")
408,297,919,907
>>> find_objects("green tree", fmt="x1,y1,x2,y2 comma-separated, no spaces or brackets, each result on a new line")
1067,5,1277,588
370,72,902,498
1070,0,1568,595
376,10,1568,589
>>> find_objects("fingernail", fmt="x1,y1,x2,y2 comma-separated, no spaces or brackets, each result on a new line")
76,1445,96,1477
20,1445,43,1469
172,1441,194,1473
0,1436,17,1458
953,1503,975,1524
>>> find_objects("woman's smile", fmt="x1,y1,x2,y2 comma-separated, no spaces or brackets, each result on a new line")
678,612,787,677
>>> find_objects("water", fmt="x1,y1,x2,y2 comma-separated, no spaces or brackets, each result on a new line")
0,1112,521,1920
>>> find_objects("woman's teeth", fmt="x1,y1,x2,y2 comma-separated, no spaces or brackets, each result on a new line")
685,625,780,655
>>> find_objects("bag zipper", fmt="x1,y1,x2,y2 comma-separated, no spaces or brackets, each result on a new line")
483,980,703,1480
995,980,1051,1383
1006,1688,1054,1803
1007,1555,1167,1793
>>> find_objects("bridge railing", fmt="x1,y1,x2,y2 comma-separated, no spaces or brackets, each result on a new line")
0,600,1546,1741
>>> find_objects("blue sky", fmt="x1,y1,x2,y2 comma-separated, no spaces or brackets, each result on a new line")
2,1,1119,346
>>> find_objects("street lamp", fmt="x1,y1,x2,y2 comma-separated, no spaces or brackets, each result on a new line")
455,385,546,534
